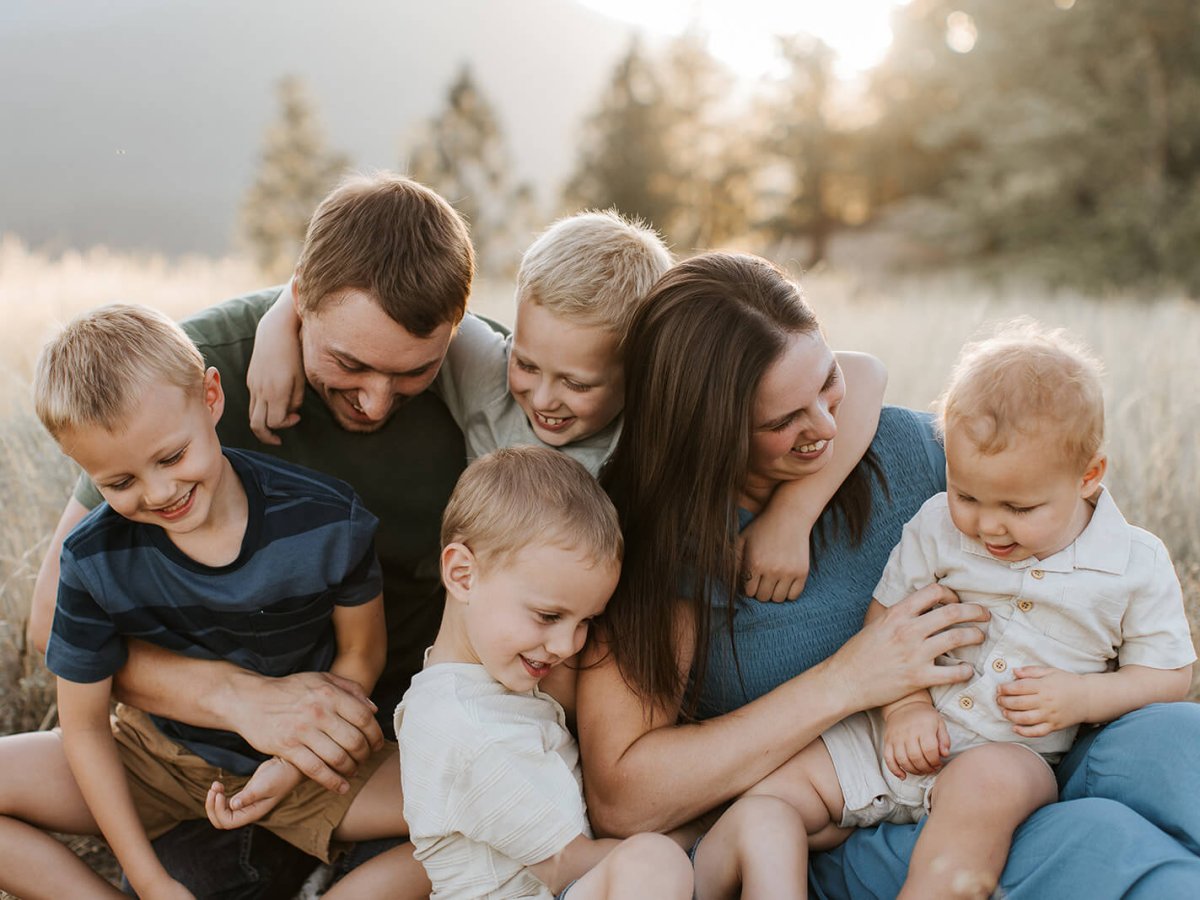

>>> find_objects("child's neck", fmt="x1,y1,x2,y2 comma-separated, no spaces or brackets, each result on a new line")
168,456,249,567
427,606,482,669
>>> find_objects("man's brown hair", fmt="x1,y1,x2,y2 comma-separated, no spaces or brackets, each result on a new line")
294,172,475,336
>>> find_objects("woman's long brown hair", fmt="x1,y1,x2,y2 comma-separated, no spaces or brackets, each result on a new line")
600,252,881,716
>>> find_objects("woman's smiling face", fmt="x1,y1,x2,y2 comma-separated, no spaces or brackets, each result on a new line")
742,330,844,510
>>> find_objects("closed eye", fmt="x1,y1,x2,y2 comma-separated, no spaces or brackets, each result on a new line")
1007,504,1037,515
515,358,538,374
563,379,592,392
536,611,560,624
161,448,186,466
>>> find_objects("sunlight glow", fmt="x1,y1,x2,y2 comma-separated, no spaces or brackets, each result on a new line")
577,0,902,79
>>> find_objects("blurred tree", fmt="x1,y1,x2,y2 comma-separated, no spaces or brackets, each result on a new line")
565,35,758,253
563,41,679,238
407,65,534,275
241,76,348,281
758,36,842,267
871,0,1200,290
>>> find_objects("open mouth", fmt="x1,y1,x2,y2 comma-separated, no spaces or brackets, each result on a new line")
520,655,554,679
790,439,828,459
153,486,196,521
984,541,1018,558
533,410,575,431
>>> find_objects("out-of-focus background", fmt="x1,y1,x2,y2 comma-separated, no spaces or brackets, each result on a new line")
1,0,1198,886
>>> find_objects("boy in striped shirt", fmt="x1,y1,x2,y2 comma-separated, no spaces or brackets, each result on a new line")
0,304,405,899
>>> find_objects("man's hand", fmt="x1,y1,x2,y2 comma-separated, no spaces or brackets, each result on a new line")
996,666,1088,737
882,702,949,778
228,670,384,794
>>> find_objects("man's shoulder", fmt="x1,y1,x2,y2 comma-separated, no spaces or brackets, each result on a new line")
180,286,283,353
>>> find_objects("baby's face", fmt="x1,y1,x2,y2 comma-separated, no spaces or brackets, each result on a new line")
507,301,625,446
945,428,1097,563
464,543,619,693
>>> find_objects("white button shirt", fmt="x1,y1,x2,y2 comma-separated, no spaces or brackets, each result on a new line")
874,487,1196,761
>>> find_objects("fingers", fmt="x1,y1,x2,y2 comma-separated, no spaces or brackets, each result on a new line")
742,573,762,600
938,719,951,758
916,601,990,637
884,742,906,780
206,781,235,830
897,582,961,615
928,626,987,659
1012,666,1054,680
248,397,282,446
286,745,351,795
1013,723,1055,738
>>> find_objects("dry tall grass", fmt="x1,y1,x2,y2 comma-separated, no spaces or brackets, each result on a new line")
0,237,1196,892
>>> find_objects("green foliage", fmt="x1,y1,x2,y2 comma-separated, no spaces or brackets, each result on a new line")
870,0,1200,291
407,66,534,275
240,76,349,281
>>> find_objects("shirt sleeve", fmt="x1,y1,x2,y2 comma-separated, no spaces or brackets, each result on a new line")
333,494,383,607
873,496,948,607
72,470,103,509
444,739,586,867
1117,538,1197,669
44,545,126,683
431,313,510,429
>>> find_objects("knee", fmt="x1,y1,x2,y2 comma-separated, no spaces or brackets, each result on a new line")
606,833,693,895
722,795,807,848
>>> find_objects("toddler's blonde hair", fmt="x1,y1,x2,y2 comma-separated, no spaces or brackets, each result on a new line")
937,318,1105,470
441,446,623,571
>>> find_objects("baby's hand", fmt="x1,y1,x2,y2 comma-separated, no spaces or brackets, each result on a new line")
246,281,305,446
206,756,299,829
882,703,949,779
737,515,810,603
996,666,1087,737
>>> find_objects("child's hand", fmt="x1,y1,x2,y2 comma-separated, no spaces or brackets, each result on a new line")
737,514,810,603
246,281,305,446
206,757,298,829
882,703,949,779
996,666,1088,737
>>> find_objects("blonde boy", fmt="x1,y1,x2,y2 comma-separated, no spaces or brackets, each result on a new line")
1,305,407,899
739,320,1195,899
396,446,694,899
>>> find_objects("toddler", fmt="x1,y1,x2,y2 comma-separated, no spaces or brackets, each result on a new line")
734,320,1195,899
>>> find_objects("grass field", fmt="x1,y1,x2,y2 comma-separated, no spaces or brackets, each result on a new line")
0,236,1196,891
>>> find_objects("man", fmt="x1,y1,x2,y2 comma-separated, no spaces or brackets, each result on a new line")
29,172,474,896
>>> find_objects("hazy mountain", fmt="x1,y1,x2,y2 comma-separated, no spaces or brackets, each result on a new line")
0,0,636,255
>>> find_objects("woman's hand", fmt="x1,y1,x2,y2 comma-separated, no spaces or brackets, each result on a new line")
247,281,305,445
826,583,988,712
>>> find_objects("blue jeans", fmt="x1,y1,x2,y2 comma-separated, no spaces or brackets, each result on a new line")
810,703,1200,898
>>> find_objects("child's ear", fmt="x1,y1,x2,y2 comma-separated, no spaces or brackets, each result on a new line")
1080,454,1107,498
441,542,476,603
203,367,225,424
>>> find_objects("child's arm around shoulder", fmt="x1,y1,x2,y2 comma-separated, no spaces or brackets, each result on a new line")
245,281,305,445
58,677,194,898
739,351,887,602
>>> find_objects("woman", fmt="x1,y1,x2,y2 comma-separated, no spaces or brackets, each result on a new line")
577,252,1200,897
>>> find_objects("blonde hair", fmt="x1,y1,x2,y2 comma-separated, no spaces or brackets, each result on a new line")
441,446,623,571
295,171,474,336
515,210,672,347
937,318,1105,470
34,304,205,438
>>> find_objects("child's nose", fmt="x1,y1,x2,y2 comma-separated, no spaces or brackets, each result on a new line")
532,378,557,410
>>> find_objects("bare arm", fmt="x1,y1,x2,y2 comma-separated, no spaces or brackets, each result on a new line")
577,583,989,836
245,281,304,445
58,677,192,898
28,497,90,654
997,663,1192,738
739,352,887,602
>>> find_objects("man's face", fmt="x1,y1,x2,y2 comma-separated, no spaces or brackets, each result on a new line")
297,289,455,433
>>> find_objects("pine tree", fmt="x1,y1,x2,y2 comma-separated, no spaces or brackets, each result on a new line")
241,76,348,280
407,66,532,275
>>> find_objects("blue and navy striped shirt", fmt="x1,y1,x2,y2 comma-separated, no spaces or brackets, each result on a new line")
47,448,382,774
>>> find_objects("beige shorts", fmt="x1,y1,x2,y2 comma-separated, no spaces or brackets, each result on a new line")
112,704,395,863
821,711,1053,829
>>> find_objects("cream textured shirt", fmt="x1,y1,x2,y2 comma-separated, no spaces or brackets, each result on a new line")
396,663,590,900
433,313,620,475
874,486,1196,761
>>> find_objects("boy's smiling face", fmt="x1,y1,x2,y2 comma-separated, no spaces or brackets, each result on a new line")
59,370,236,537
507,301,625,446
445,541,619,693
945,426,1106,562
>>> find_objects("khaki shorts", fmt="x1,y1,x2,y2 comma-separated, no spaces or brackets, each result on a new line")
112,704,395,863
